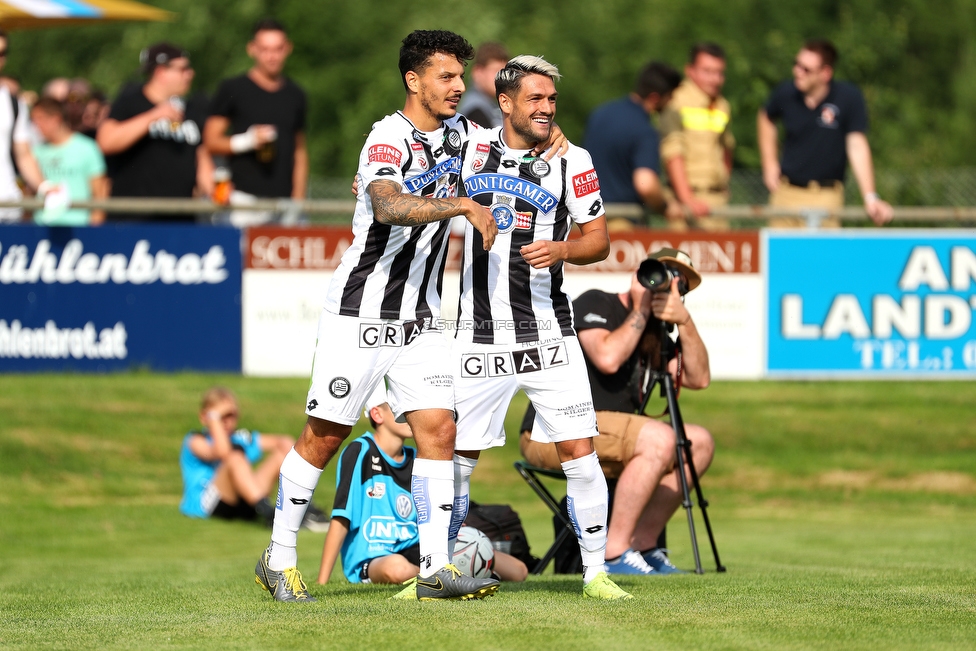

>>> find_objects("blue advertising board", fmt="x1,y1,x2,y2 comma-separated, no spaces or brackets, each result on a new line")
765,230,976,377
0,225,242,372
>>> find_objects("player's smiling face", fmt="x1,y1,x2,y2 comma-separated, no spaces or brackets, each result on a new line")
502,73,556,149
415,52,466,125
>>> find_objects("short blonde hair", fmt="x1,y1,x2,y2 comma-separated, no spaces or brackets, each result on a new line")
495,54,561,98
200,386,236,411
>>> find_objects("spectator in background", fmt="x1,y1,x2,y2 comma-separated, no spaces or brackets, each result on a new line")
204,18,307,227
455,42,509,128
0,30,45,224
179,386,329,529
97,42,212,223
80,90,109,140
584,61,682,231
659,42,734,231
41,77,69,102
758,39,893,227
64,78,92,133
30,98,107,226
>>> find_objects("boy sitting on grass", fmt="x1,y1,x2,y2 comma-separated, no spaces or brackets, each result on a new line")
317,384,527,591
179,386,329,530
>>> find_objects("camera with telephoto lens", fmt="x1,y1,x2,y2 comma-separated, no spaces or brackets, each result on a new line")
636,258,689,295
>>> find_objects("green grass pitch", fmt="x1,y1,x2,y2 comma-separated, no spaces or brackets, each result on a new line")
1,373,974,650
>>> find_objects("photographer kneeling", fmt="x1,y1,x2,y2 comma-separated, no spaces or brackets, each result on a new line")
520,248,714,575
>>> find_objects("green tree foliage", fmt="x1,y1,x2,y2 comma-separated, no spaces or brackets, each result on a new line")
7,0,976,178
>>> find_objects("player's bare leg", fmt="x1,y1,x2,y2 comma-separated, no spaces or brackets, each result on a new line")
256,416,351,602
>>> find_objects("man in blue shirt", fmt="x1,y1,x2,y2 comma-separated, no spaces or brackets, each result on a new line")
584,62,681,230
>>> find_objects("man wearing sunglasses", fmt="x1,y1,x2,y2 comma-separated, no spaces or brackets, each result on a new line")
758,39,893,227
97,42,212,222
520,247,714,575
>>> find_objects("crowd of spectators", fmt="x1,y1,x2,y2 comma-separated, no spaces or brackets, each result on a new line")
0,26,890,229
0,18,303,226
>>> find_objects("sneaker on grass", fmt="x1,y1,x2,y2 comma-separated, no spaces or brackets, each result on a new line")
583,571,633,600
301,503,330,533
641,548,686,575
254,550,316,602
391,576,417,600
605,549,656,575
416,564,499,601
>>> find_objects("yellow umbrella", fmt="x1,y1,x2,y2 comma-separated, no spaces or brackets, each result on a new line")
0,0,173,30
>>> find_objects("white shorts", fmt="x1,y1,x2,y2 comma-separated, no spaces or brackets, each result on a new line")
306,310,454,426
453,335,598,451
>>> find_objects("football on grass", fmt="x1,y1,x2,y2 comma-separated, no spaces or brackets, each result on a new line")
453,526,495,578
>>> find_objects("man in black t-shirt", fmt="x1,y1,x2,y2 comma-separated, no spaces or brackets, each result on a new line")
758,39,893,227
204,18,308,227
520,248,715,575
97,42,212,223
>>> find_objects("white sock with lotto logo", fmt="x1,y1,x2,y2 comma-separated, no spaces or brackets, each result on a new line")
561,451,609,584
412,458,455,577
448,454,478,558
268,448,322,571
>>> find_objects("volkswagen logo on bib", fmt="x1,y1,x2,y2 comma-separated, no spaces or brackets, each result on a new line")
491,203,517,233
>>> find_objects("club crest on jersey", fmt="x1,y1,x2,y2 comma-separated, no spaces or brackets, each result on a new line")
368,144,401,167
464,173,558,214
329,377,351,399
572,169,600,198
444,128,462,155
367,482,386,498
529,159,550,178
472,143,490,172
490,203,518,234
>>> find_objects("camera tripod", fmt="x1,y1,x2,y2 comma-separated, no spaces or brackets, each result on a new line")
639,321,726,574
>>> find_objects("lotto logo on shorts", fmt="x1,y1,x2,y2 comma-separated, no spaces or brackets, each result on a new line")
368,144,402,166
572,169,600,198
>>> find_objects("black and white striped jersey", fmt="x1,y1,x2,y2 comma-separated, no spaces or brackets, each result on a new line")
455,128,606,345
324,111,475,321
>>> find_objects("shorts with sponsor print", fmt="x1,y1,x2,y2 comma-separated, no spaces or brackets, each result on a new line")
453,335,598,451
306,310,454,426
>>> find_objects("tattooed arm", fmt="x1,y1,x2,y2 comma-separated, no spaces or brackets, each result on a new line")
577,275,653,374
368,180,497,250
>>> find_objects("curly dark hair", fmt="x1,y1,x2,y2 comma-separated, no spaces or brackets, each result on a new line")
398,30,474,91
